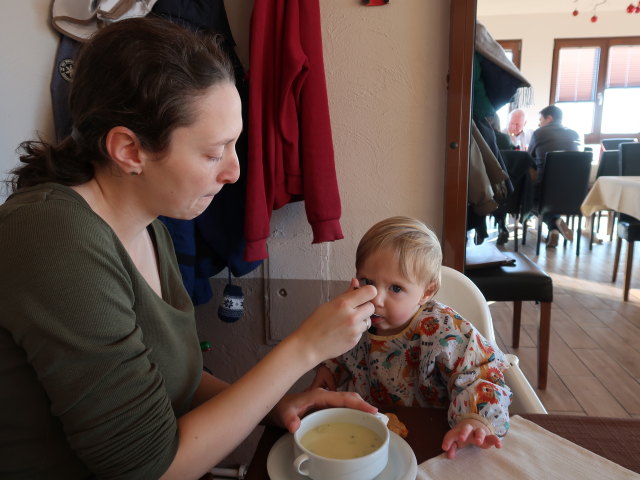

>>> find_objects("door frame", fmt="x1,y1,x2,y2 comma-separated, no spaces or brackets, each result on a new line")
442,0,476,271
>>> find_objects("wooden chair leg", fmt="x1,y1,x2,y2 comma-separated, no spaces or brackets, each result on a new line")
512,301,522,348
562,216,568,248
623,240,634,302
538,302,551,390
536,216,543,256
608,212,616,241
576,215,582,257
612,237,623,282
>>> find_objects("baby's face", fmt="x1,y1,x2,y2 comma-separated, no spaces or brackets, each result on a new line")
357,247,434,336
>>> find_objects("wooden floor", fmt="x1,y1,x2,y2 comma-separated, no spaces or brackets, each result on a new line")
485,217,640,418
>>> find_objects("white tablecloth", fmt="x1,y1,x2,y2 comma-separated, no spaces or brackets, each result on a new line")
580,176,640,219
417,415,639,480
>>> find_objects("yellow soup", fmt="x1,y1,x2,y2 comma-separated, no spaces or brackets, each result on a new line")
300,422,384,459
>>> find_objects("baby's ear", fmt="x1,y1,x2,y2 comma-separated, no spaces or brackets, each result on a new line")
420,282,437,304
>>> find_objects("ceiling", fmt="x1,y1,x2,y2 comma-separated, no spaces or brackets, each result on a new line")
478,0,628,16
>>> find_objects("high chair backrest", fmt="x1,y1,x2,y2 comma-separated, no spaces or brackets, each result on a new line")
433,266,495,344
434,266,547,414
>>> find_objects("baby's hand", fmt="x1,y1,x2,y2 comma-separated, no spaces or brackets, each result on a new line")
307,365,337,391
441,418,501,459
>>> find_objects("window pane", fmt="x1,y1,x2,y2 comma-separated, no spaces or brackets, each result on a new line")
495,104,510,133
601,87,640,133
556,48,599,102
503,50,514,63
607,45,640,88
555,101,594,136
497,40,521,69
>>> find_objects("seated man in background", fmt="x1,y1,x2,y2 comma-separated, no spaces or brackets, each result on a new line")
489,114,514,151
528,104,581,248
504,108,533,151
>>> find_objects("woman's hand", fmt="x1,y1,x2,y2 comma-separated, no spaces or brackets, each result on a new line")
268,388,378,433
441,418,502,459
291,279,376,365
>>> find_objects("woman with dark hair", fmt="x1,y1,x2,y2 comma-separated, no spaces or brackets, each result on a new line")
0,17,376,479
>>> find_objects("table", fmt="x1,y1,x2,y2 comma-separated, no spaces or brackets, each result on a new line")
245,407,640,479
580,176,640,219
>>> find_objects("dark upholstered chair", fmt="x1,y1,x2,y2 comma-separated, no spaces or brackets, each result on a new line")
612,214,640,302
596,150,623,177
465,251,553,389
535,151,592,256
497,150,536,252
601,138,636,151
620,142,640,176
608,144,640,284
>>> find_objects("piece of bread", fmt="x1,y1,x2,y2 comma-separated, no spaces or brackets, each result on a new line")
384,412,408,438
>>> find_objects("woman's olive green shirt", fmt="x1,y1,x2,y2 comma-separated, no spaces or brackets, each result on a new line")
0,184,202,479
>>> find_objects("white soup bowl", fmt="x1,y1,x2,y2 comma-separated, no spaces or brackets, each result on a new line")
292,407,390,480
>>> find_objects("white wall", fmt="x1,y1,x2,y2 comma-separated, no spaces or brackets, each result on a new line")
267,1,449,285
478,9,640,125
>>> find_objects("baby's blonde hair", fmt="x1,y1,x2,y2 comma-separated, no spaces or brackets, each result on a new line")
356,216,442,294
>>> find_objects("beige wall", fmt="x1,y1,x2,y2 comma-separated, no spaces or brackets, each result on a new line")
478,9,640,124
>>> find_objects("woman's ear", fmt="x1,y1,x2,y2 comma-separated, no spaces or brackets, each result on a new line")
419,282,438,304
104,126,145,175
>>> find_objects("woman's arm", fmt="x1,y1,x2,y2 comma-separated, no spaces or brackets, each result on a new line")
161,284,376,480
190,371,229,409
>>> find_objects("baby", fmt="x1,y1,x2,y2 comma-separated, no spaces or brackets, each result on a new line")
310,216,511,458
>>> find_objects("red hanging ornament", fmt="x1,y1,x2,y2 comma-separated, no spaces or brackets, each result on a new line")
591,14,598,22
572,9,579,15
627,3,635,12
636,6,640,12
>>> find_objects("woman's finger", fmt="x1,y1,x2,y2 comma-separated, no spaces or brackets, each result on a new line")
352,300,375,323
341,284,376,308
281,390,377,433
306,390,377,413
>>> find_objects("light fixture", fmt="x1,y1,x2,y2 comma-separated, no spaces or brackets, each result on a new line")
570,0,640,21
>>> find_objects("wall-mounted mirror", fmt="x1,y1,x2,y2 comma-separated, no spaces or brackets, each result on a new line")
444,0,640,414
445,0,640,267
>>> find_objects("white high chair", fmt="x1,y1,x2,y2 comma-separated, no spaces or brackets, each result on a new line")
433,266,547,414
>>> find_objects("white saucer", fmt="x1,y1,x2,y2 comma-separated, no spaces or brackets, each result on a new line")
266,431,417,480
